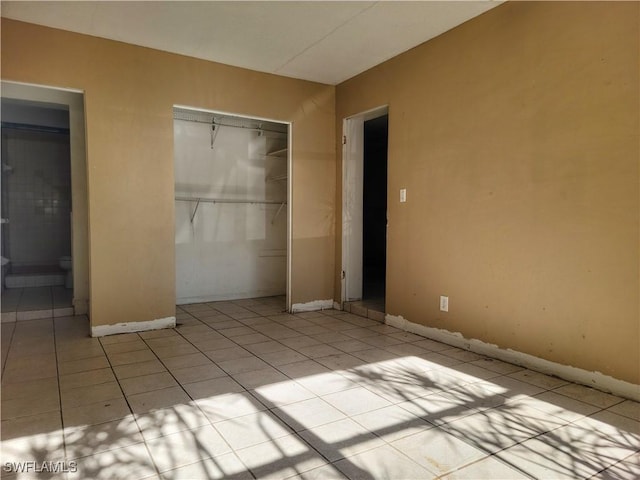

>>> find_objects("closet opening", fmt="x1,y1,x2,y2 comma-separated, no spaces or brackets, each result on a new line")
173,107,290,308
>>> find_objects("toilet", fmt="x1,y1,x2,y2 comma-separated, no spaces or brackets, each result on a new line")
59,256,73,289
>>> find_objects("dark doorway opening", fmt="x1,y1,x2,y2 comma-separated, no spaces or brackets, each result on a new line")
362,114,388,307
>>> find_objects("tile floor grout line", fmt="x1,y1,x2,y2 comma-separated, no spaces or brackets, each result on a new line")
0,320,17,379
176,306,386,478
52,315,71,465
94,331,164,479
3,300,637,479
162,307,338,478
134,323,247,476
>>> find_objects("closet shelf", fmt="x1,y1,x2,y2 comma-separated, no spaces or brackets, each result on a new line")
176,196,285,205
265,147,288,158
175,196,287,223
266,174,288,182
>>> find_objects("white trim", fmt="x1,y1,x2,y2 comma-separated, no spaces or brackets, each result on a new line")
1,79,84,94
286,122,293,313
386,313,640,402
291,299,334,313
333,301,342,311
91,316,176,337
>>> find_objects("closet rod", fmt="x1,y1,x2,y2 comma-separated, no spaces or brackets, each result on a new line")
175,196,286,205
214,121,285,135
174,117,286,135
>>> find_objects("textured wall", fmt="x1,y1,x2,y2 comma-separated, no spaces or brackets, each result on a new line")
336,2,639,383
1,18,335,328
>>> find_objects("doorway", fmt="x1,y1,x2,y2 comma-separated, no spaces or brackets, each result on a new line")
342,106,388,312
0,81,89,319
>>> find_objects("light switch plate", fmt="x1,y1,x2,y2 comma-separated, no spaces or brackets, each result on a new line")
400,188,407,203
440,295,449,312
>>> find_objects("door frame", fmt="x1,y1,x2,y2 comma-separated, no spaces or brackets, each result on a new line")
341,105,388,304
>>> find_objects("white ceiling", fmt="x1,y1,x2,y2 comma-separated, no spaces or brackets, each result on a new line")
1,1,502,85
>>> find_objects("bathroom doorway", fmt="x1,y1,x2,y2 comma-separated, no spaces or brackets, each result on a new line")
1,82,89,320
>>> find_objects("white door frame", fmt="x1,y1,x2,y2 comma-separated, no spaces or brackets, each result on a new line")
341,105,388,304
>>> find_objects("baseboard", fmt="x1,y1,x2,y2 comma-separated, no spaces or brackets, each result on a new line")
386,313,640,402
291,299,334,313
91,316,176,337
333,301,342,311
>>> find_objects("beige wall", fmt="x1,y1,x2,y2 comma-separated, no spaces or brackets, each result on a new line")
336,2,639,384
1,19,336,328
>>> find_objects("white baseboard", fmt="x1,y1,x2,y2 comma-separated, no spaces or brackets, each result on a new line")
386,314,640,402
291,299,334,313
333,301,342,311
91,316,176,337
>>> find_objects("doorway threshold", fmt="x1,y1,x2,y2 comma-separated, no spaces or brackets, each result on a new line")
344,299,385,323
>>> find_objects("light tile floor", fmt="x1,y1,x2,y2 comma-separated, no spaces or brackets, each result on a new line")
1,287,74,322
1,296,638,479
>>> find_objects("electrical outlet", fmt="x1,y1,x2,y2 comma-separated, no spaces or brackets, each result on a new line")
440,295,449,312
400,188,407,203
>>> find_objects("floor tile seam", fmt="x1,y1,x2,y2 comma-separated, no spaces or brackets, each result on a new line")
492,426,633,478
63,438,151,468
58,374,121,396
157,456,257,480
545,385,627,410
135,328,255,460
379,432,488,479
139,441,225,477
524,391,610,422
437,409,551,450
461,394,586,433
137,329,227,393
88,334,163,477
562,404,640,439
504,371,569,389
300,429,387,466
231,431,331,479
103,344,155,358
601,404,640,422
347,402,438,438
0,402,62,422
251,409,363,468
51,314,76,464
433,449,538,480
1,319,19,380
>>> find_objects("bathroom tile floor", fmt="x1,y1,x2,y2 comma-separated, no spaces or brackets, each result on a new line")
1,286,73,321
1,296,638,479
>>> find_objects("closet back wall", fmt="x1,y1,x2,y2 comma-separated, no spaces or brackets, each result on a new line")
174,118,287,303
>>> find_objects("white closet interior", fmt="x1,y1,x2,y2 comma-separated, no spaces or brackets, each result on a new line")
173,107,288,304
